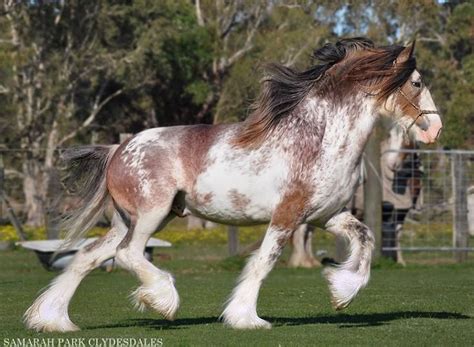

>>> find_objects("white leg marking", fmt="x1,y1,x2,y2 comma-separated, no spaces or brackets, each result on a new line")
24,214,127,332
323,211,374,310
115,210,180,320
222,227,288,329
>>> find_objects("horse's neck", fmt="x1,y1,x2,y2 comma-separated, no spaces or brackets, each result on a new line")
324,96,376,161
272,95,377,167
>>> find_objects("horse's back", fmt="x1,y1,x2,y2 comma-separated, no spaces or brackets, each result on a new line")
106,123,236,214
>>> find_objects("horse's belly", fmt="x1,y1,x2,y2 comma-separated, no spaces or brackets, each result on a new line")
185,162,285,225
186,200,272,226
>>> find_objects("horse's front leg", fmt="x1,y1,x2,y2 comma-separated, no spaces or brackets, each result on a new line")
323,211,375,310
221,224,293,329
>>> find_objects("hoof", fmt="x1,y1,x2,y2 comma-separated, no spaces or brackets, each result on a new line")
221,302,272,329
288,257,322,268
225,316,272,330
332,297,351,311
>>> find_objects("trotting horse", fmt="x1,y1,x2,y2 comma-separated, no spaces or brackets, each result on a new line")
25,38,442,332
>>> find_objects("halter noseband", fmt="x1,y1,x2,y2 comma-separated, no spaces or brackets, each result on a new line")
396,87,439,132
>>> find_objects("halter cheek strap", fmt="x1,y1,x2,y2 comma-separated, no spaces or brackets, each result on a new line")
397,88,439,131
357,83,440,136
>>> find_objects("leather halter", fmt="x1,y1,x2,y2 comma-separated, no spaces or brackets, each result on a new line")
358,82,441,139
396,87,439,132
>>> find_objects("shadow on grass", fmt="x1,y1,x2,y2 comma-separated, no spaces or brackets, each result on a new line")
87,311,470,330
87,317,220,330
271,311,471,328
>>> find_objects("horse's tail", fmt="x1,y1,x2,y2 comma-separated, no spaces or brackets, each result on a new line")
59,144,119,250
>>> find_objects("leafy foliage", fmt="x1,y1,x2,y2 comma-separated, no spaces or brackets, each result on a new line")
0,1,471,227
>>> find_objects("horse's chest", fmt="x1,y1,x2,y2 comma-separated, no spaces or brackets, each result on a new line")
307,161,362,221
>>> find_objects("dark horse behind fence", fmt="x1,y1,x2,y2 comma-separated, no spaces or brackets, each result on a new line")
25,38,442,332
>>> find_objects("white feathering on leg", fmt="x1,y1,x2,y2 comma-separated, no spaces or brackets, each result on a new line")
24,273,80,332
323,212,374,310
129,272,180,320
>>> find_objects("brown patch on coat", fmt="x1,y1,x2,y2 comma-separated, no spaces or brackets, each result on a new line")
139,147,177,209
178,124,228,189
194,192,214,206
272,180,313,230
107,138,139,215
228,189,251,212
107,135,178,212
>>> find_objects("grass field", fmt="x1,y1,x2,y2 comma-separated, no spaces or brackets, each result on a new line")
1,244,473,346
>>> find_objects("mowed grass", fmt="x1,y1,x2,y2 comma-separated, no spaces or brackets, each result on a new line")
0,246,473,346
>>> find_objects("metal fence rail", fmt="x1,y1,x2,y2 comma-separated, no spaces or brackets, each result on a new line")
380,149,474,262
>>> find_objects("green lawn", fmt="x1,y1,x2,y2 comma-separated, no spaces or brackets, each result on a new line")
0,246,473,346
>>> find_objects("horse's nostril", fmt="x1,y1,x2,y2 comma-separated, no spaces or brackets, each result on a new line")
436,127,443,140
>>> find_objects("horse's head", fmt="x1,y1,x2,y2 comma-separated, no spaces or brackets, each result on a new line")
379,42,443,144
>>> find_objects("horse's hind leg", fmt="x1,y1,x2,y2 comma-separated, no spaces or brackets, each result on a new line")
115,205,179,320
24,212,128,332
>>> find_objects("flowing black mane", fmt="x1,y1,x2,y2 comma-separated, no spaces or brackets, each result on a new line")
235,37,416,147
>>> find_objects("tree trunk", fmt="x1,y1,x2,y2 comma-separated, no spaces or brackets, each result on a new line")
22,158,45,227
44,166,62,239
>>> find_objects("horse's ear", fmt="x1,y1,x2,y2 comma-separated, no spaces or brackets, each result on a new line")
395,41,416,65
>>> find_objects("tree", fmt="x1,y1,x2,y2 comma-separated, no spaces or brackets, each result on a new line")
0,1,152,227
214,2,333,122
0,0,471,231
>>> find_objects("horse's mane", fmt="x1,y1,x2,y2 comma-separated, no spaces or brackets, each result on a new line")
234,37,416,147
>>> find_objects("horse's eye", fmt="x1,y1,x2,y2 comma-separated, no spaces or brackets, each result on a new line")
411,81,422,88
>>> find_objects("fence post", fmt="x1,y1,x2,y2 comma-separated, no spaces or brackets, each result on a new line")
363,127,382,258
451,153,469,262
228,225,239,256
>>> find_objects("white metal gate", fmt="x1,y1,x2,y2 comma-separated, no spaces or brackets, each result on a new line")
380,149,474,262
